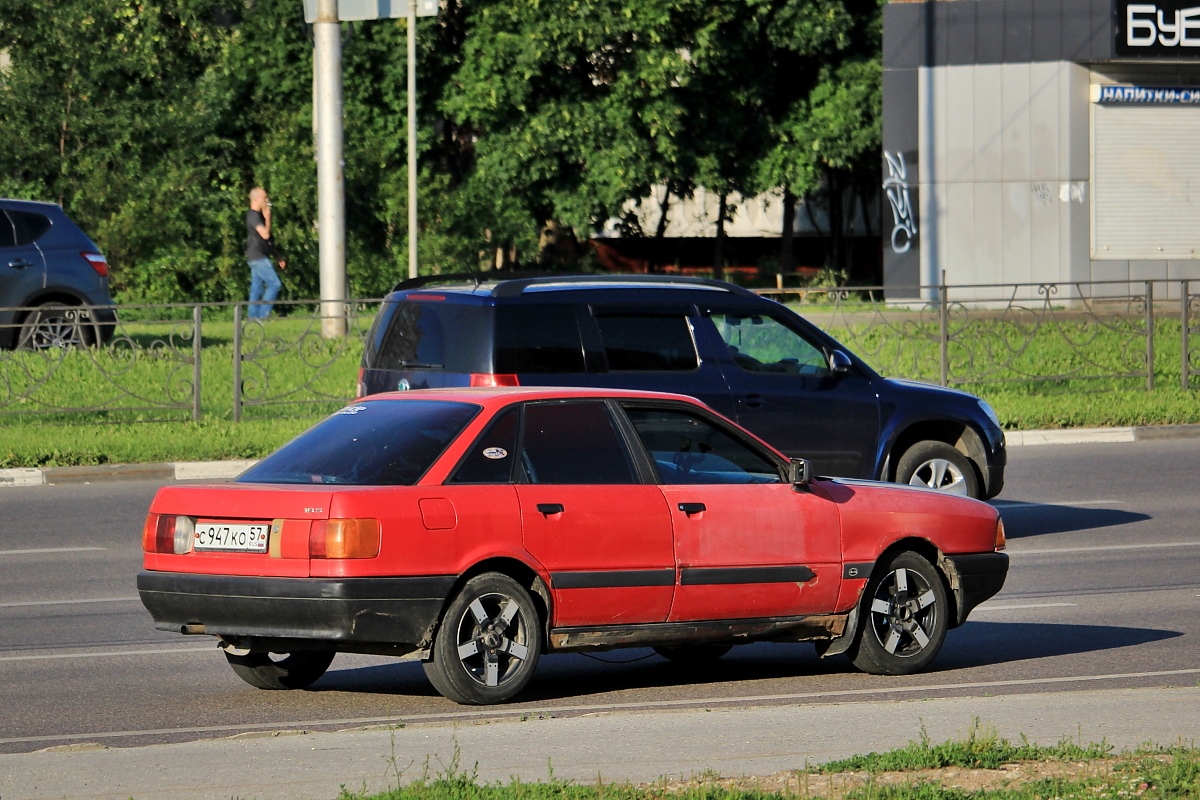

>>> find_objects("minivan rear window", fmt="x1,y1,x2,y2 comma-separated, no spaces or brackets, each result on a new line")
367,300,492,373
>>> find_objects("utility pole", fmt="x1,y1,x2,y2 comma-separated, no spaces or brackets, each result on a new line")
407,1,419,280
314,0,347,338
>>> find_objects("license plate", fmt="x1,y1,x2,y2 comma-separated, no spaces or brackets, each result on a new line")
193,522,270,553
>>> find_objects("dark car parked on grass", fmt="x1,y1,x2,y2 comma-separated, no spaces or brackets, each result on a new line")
0,198,117,349
358,274,1006,499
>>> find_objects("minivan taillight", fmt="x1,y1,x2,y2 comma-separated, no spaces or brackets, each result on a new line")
470,373,520,387
81,252,109,277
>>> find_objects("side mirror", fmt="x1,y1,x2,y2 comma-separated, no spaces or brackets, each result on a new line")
828,350,852,375
786,457,812,487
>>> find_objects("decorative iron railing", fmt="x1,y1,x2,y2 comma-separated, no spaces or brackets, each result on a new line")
0,280,1196,425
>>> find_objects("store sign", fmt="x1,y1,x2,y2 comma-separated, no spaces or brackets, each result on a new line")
1093,84,1200,103
1116,2,1200,55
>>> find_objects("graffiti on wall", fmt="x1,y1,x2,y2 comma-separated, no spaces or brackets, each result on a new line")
883,151,918,254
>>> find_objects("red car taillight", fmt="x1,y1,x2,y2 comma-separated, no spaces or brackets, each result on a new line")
470,373,520,387
81,252,109,277
142,514,195,554
309,518,380,559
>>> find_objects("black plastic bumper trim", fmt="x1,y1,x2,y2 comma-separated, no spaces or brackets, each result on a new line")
136,571,456,646
946,552,1009,624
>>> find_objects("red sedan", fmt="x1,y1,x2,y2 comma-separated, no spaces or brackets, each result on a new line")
138,388,1007,704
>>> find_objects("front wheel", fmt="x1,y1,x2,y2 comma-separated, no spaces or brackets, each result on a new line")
850,552,948,676
224,650,335,690
895,441,980,499
423,573,542,704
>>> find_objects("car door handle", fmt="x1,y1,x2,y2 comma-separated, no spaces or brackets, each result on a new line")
7,258,34,269
537,503,564,515
678,502,706,515
741,394,764,408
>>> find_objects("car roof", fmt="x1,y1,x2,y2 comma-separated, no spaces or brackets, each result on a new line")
388,272,764,301
357,386,707,407
0,198,68,215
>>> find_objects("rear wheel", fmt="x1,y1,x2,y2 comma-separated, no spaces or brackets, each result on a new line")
850,552,948,676
224,650,335,690
17,303,95,350
654,644,732,663
423,573,542,704
895,441,980,498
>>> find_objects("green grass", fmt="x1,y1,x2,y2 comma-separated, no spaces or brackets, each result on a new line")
331,727,1200,800
0,300,1197,468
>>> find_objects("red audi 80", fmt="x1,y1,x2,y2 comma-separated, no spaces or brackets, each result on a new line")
138,388,1008,705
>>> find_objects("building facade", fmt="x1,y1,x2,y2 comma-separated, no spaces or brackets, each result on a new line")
883,0,1200,298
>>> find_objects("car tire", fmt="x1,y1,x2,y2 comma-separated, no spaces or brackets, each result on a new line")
423,573,542,705
895,441,980,498
849,552,948,676
17,303,95,350
653,644,733,663
224,650,335,690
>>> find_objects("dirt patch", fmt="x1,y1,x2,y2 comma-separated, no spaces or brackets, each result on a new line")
658,757,1169,798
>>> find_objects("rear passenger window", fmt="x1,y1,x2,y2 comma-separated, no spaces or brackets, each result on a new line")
494,306,585,373
449,407,520,484
595,314,698,371
520,401,636,484
8,211,51,245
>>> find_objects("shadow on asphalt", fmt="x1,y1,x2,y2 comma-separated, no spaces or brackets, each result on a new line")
311,621,1179,701
936,620,1180,669
990,499,1150,537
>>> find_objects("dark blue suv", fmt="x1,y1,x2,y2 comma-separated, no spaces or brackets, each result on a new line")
359,274,1005,499
1,198,117,349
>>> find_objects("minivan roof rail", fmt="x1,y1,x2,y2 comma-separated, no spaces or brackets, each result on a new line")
391,272,760,299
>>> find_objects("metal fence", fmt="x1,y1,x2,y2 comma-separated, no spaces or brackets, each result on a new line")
1,279,1197,425
0,298,382,424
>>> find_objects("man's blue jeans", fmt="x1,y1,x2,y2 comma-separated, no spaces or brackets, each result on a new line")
247,257,282,319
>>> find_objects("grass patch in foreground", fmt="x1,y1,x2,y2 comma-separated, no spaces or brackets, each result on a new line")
0,418,314,468
339,726,1200,800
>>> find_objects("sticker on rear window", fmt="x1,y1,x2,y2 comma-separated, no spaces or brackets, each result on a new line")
482,447,508,460
337,405,368,415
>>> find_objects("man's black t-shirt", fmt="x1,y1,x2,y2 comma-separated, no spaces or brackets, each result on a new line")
246,210,273,260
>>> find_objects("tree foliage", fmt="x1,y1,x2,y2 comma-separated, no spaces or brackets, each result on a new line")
0,0,881,303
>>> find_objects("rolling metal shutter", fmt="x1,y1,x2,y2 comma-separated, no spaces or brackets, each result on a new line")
1091,100,1200,259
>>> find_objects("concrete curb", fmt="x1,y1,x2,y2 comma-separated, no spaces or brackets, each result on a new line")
3,423,1199,489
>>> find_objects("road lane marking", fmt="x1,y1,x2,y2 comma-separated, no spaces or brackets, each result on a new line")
0,596,140,609
0,547,108,556
0,646,214,663
972,602,1077,611
1009,541,1200,556
2,666,1199,747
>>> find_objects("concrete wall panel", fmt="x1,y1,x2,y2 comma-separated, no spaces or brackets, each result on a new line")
971,183,1005,285
1001,63,1032,182
1028,63,1061,180
972,65,1004,182
1003,181,1033,285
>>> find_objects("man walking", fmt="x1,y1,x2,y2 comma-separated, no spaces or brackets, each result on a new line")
245,187,286,319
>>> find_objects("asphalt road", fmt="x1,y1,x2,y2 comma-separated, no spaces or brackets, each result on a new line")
1,438,1198,758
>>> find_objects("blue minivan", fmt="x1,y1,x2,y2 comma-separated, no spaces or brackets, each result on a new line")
358,274,1005,499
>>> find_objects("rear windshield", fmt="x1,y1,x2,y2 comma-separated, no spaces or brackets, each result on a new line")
365,299,492,373
238,400,480,485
